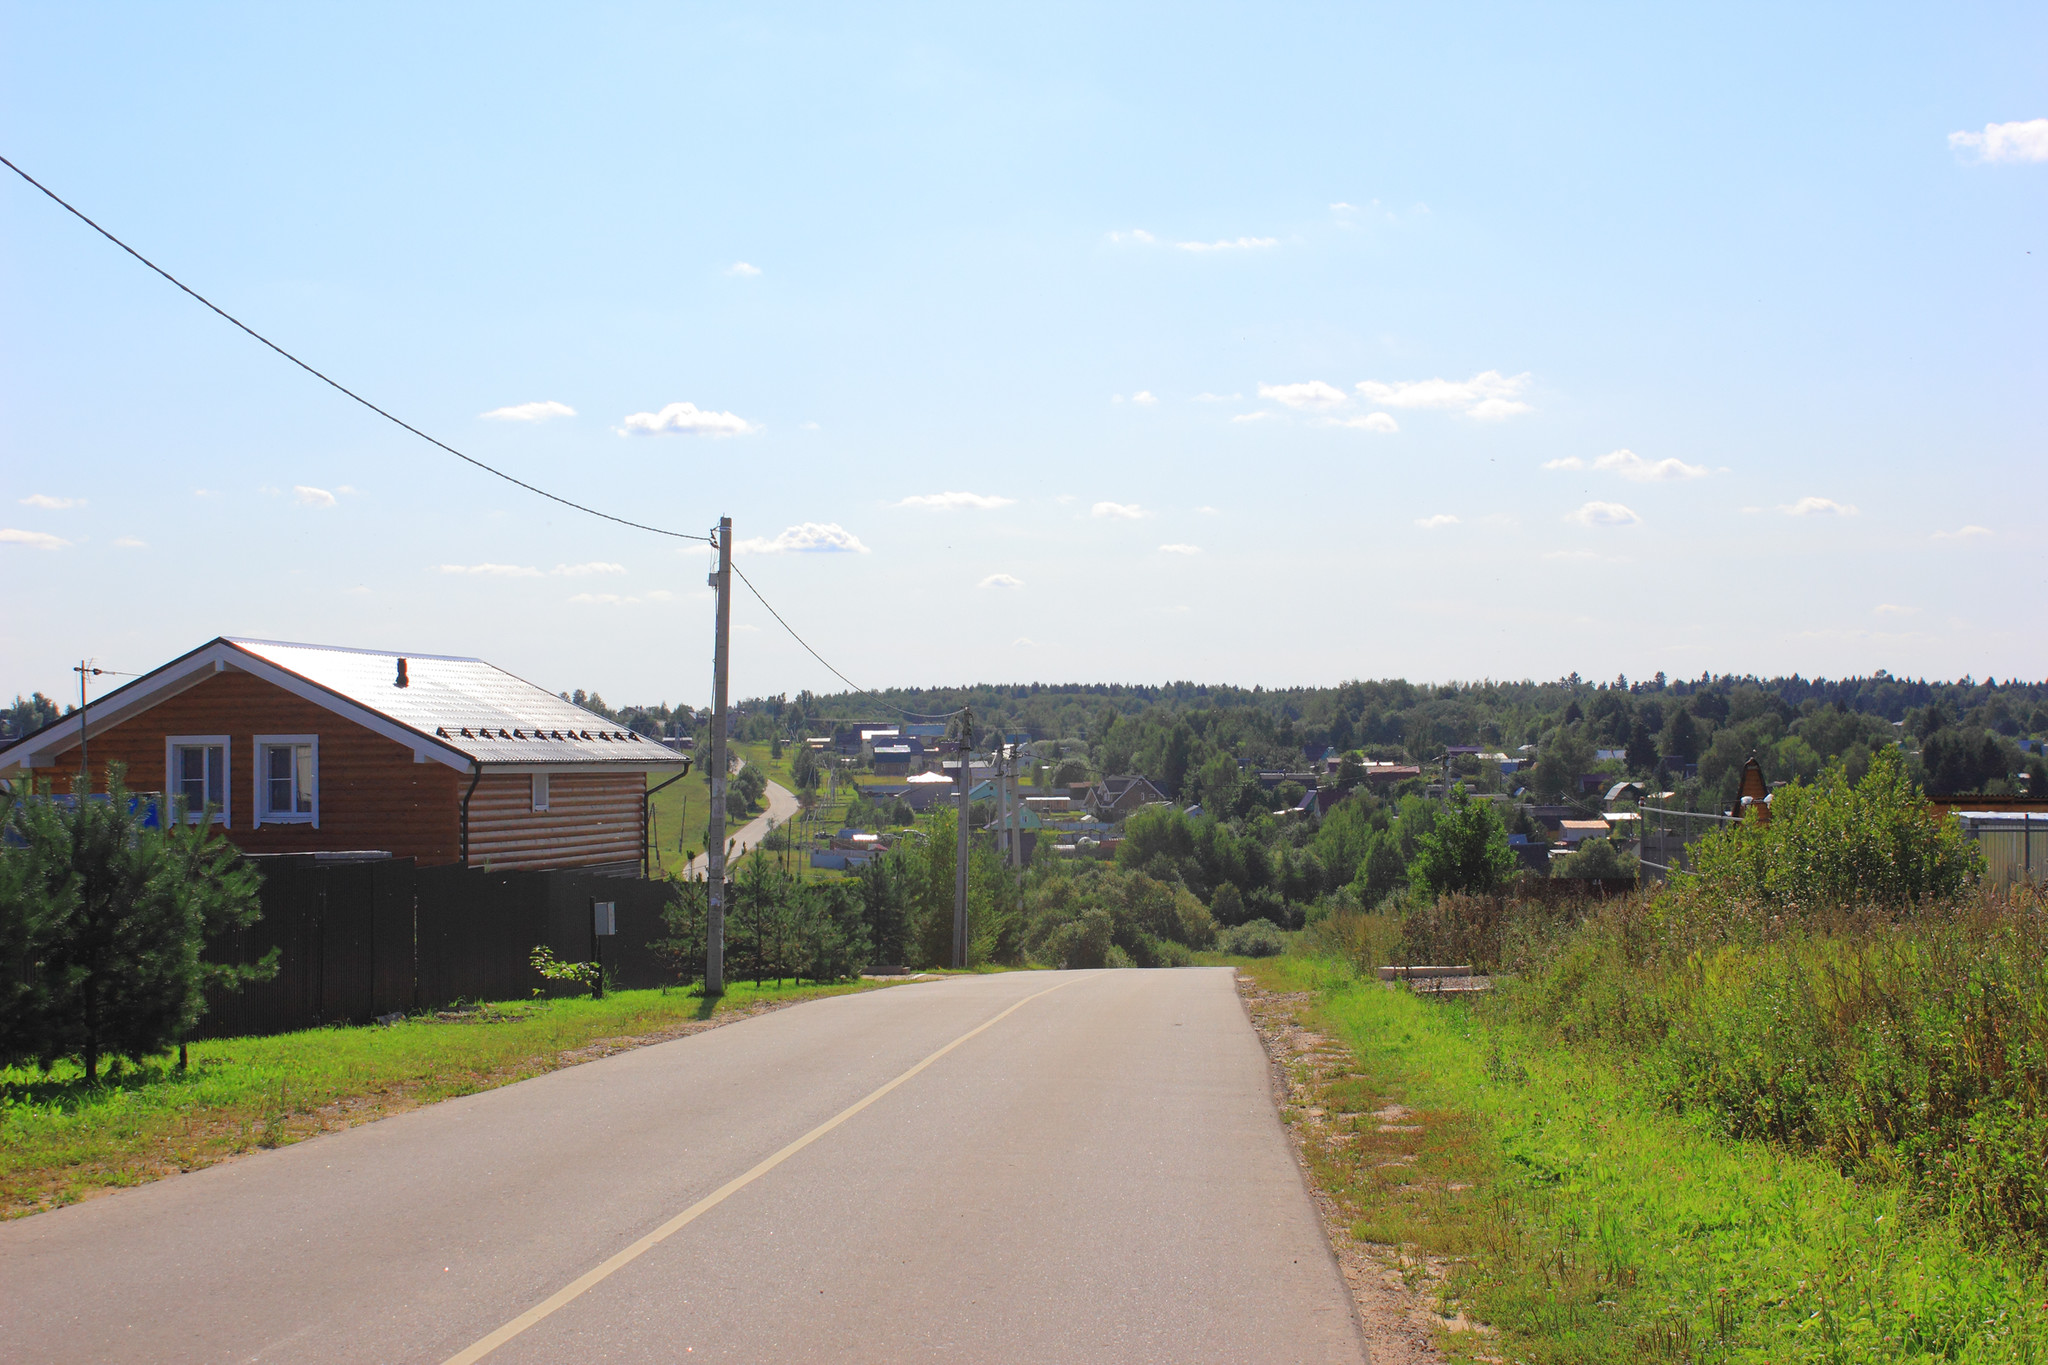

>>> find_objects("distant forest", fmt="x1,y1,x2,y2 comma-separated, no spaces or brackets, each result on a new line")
583,673,2048,810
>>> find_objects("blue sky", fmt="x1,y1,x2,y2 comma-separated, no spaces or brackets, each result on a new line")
3,3,2043,707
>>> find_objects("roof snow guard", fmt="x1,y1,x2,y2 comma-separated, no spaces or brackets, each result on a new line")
0,637,689,778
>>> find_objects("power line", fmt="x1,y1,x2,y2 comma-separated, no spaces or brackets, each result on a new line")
4,152,945,715
0,153,710,545
730,563,963,722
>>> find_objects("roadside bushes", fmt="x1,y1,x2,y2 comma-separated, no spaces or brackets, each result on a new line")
0,772,272,1081
1485,753,2048,1252
1219,919,1284,957
1685,746,1979,914
1022,864,1216,969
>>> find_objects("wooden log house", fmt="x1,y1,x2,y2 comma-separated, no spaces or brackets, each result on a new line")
0,637,687,875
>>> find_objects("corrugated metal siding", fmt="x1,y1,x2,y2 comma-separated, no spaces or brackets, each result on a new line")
467,772,642,872
45,670,463,863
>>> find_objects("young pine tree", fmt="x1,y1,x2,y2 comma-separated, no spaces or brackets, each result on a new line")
1,769,271,1081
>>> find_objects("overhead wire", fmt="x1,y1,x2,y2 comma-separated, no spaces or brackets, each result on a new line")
0,153,710,545
4,152,957,715
730,563,965,722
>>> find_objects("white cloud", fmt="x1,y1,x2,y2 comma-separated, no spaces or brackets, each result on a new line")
293,486,337,508
1545,449,1710,481
1415,514,1460,529
724,261,762,277
553,562,627,576
1193,392,1242,402
617,402,757,438
896,491,1015,511
19,494,83,509
1329,201,1359,213
1092,502,1147,520
1328,413,1399,433
480,400,576,422
438,563,543,577
979,573,1025,589
1933,525,1994,541
737,522,869,554
1356,370,1533,419
1158,543,1202,555
1178,236,1278,252
1781,497,1858,517
1565,501,1642,527
1258,380,1348,411
1,528,70,550
114,536,146,549
1468,398,1532,422
1107,229,1157,244
1195,506,1218,515
1130,390,1158,406
1949,119,2048,164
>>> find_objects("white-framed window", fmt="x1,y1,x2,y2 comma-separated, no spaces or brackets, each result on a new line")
253,735,319,827
165,736,230,825
532,772,550,812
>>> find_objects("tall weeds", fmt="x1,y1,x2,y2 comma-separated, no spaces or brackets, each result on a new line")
1509,884,2048,1252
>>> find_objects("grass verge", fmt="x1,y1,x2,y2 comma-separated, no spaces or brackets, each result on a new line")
1242,954,2048,1364
1,978,894,1219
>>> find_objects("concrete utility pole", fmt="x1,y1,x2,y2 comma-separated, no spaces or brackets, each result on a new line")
954,706,972,969
705,516,733,996
995,743,1010,866
72,660,106,790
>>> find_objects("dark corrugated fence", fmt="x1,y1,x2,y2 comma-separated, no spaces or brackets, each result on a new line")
199,857,681,1039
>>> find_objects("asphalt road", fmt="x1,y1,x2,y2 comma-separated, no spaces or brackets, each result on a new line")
684,768,801,877
1,969,1366,1364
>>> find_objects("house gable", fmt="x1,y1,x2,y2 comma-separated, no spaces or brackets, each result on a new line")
25,667,464,863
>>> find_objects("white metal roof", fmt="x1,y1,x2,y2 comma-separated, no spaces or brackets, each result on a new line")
0,637,685,777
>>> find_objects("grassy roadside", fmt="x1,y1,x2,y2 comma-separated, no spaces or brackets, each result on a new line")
1,978,899,1219
1242,954,2048,1364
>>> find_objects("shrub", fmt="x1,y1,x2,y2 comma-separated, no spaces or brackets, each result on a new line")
1022,865,1215,968
1683,746,1980,916
1222,918,1285,957
1407,785,1515,897
1550,836,1638,880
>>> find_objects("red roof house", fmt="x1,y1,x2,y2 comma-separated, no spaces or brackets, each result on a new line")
0,637,686,875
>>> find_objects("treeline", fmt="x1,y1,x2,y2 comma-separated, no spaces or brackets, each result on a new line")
706,673,2045,810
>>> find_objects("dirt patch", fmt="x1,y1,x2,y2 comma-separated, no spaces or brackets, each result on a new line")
1238,975,1462,1365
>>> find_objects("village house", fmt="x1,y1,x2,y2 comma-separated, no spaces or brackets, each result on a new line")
1082,774,1169,821
0,636,687,875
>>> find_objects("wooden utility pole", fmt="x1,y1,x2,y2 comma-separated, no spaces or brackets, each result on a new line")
705,516,733,996
953,706,972,969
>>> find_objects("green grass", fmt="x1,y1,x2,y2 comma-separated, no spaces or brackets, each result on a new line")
646,741,843,879
1247,954,2048,1364
0,978,895,1218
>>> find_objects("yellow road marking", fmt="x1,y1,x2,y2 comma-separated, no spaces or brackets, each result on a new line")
440,974,1085,1365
